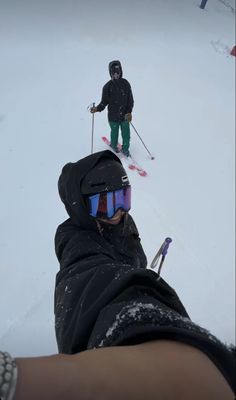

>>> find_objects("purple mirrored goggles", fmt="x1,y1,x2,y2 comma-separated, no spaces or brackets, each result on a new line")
87,186,131,219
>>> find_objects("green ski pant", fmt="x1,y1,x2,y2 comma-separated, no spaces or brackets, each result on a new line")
109,121,130,151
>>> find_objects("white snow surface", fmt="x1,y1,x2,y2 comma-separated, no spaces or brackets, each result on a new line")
0,0,235,357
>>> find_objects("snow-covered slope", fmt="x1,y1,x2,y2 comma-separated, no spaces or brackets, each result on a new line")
0,0,235,356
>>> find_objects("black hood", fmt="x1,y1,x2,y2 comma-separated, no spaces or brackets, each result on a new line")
58,150,124,231
109,60,123,79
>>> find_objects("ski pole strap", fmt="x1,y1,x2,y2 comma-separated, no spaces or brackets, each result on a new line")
150,246,163,269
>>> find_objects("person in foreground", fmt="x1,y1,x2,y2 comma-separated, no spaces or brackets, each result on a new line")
1,150,235,400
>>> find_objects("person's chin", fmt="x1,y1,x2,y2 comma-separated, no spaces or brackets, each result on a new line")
108,217,122,225
100,217,121,225
99,212,125,225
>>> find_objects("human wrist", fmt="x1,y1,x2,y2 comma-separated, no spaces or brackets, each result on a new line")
0,351,18,400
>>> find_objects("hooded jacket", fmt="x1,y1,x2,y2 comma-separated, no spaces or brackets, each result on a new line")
54,151,235,394
55,150,148,351
96,61,134,122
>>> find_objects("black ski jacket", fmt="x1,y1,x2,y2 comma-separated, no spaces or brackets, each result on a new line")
96,73,134,122
55,150,148,351
54,150,236,394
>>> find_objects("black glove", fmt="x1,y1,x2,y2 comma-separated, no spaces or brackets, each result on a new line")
90,106,98,113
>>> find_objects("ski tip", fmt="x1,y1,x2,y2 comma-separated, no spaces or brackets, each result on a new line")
139,171,147,177
128,164,147,176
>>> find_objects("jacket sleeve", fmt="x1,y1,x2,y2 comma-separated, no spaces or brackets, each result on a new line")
55,219,116,275
127,81,134,113
96,83,110,112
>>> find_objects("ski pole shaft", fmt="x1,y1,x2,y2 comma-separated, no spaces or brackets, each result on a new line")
200,0,208,9
91,102,95,154
157,256,165,276
130,122,155,160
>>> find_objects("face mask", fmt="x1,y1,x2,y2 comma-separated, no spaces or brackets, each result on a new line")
111,65,121,79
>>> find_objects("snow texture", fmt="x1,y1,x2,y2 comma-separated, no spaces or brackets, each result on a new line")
97,301,224,348
0,0,235,356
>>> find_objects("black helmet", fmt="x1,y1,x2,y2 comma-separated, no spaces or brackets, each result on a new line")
81,158,130,195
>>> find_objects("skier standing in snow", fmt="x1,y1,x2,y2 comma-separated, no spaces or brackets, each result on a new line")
90,60,133,157
1,150,235,400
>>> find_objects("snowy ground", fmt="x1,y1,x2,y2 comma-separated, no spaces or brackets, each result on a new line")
0,0,235,357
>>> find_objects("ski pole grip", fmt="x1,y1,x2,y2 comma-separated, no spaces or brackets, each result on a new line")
161,237,172,257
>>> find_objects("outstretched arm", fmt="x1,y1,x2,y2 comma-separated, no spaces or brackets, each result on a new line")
14,340,235,400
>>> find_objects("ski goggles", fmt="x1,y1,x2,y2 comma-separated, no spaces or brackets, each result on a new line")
87,186,131,219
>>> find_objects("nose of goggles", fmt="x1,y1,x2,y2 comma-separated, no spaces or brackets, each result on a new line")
87,186,131,219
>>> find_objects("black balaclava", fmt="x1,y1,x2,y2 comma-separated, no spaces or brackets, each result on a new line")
109,60,123,80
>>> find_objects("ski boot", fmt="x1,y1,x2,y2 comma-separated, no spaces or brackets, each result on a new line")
111,145,120,153
122,148,130,157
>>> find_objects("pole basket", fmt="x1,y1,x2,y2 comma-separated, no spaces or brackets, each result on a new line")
230,46,236,57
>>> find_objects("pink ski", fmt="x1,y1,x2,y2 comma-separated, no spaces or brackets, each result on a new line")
102,136,147,177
